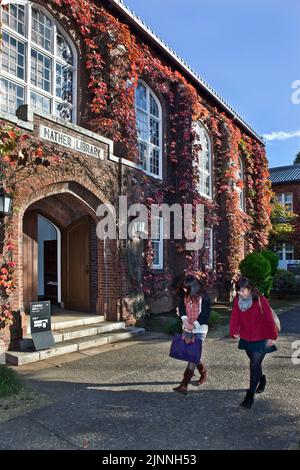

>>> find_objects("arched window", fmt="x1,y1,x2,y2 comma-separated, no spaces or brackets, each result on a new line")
135,80,162,178
237,157,245,211
0,1,77,122
194,122,212,198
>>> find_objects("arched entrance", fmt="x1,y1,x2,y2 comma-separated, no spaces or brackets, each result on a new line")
22,191,99,314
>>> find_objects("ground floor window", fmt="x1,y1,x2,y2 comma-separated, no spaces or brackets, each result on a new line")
204,228,214,269
273,243,294,261
151,216,163,269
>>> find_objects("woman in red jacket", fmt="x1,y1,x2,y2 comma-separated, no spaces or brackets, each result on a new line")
229,277,278,409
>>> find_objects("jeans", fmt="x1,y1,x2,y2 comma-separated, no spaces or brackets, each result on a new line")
246,351,266,392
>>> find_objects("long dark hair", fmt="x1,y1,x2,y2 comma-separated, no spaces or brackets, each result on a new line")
182,274,207,301
235,276,260,301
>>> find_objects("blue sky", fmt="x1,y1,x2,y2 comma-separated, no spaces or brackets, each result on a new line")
123,0,300,168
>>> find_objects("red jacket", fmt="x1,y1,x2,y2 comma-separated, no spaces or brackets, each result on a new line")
229,295,278,342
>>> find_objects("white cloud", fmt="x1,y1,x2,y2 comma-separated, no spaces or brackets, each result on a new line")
263,130,300,141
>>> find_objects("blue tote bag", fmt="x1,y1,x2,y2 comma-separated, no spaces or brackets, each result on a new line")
169,333,202,363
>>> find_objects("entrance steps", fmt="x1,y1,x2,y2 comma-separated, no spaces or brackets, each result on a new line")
6,315,145,366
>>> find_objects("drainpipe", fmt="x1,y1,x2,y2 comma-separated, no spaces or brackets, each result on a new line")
104,237,109,320
118,156,124,322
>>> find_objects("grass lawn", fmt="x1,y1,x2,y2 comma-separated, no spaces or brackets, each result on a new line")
0,385,51,423
0,365,52,423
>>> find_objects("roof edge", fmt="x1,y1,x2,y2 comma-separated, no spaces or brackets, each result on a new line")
108,0,265,145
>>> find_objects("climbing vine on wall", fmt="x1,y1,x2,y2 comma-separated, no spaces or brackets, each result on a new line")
0,0,271,303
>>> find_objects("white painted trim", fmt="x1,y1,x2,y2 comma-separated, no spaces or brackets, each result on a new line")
194,121,213,200
136,79,163,179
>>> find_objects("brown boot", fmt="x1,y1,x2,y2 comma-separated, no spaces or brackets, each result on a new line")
173,368,194,395
196,362,208,385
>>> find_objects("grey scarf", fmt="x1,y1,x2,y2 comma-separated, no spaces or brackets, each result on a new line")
238,294,253,312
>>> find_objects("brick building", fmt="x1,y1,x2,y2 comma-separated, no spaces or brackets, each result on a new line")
269,164,300,270
0,0,270,354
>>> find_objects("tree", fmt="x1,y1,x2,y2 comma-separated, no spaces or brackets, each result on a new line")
239,252,273,297
294,151,300,164
268,194,298,247
261,249,279,277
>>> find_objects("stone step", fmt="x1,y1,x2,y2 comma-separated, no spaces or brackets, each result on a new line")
26,315,105,334
6,327,145,366
24,321,126,344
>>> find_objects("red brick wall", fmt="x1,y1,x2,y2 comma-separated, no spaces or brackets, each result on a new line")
0,0,269,349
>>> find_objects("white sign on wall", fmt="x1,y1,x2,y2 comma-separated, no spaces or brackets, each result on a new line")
39,125,105,160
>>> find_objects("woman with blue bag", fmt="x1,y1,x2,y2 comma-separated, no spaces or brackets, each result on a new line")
171,274,211,395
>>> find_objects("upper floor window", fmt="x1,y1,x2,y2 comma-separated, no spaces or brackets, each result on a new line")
0,1,76,122
278,192,293,212
237,157,245,211
135,80,162,179
194,122,212,199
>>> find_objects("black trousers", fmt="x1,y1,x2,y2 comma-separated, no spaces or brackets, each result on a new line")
246,351,266,392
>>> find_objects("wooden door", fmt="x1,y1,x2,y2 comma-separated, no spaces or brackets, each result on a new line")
62,216,90,312
23,211,38,312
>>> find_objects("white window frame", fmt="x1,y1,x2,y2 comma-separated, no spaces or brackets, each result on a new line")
278,192,293,212
135,79,163,180
151,216,163,269
193,121,212,199
274,243,294,261
237,157,245,211
0,0,77,123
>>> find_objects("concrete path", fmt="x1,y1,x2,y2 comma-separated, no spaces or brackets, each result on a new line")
0,307,299,450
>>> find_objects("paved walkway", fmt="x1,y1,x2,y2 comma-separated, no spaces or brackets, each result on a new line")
0,307,299,450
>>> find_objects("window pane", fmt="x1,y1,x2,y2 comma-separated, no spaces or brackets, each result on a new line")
56,63,73,102
30,91,51,113
285,253,294,260
56,32,73,65
31,49,52,92
138,142,147,170
0,78,24,114
151,218,161,240
135,82,147,110
150,94,159,117
136,109,148,141
2,4,25,36
55,102,72,121
204,228,213,269
1,32,26,80
151,218,162,267
150,148,160,176
284,193,293,203
152,241,161,266
31,8,52,52
285,203,292,211
150,118,159,146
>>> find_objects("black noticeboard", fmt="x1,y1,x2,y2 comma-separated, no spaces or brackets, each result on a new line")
30,301,55,351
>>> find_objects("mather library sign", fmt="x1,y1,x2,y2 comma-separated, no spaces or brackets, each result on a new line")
40,125,105,160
